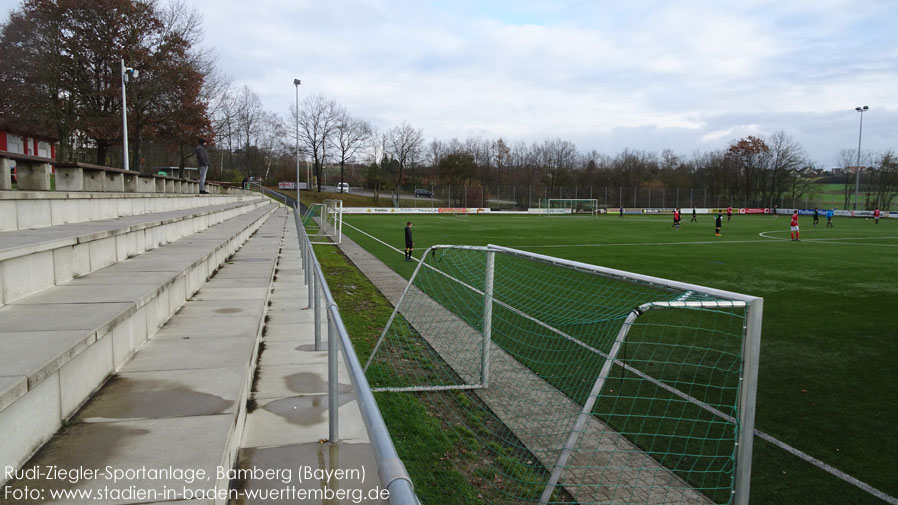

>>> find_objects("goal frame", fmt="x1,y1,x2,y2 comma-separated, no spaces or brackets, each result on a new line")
303,199,343,245
365,243,762,505
546,198,600,216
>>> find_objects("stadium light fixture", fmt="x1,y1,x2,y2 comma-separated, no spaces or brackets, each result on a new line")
121,59,139,171
854,105,869,210
294,78,302,209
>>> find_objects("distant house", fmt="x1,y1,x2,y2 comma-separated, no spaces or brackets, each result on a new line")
0,129,56,159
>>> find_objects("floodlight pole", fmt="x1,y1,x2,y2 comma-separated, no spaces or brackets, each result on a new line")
121,59,138,171
854,105,868,210
294,78,302,209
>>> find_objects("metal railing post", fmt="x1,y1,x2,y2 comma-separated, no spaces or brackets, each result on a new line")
314,266,321,351
328,299,339,442
481,250,495,388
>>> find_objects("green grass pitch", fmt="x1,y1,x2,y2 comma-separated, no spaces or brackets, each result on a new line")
340,211,898,505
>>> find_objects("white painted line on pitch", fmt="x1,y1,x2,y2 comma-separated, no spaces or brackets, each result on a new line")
515,238,778,248
344,220,410,257
343,219,898,505
754,430,898,504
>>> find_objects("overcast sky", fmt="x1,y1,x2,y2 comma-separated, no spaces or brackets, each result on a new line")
2,0,896,166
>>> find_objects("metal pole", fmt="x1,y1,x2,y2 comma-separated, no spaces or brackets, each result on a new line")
481,250,495,388
328,299,339,441
734,298,764,505
314,258,321,351
294,79,302,210
121,59,129,171
854,106,868,210
538,307,642,505
329,306,418,505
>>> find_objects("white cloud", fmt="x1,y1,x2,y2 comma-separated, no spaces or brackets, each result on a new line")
2,0,897,165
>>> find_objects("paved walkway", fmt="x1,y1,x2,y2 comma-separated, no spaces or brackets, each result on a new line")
336,233,710,505
230,215,388,504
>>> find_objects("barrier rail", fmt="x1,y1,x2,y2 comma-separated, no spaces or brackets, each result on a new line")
1,150,245,194
292,204,418,505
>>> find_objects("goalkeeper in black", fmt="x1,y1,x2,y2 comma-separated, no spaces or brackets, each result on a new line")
404,221,414,261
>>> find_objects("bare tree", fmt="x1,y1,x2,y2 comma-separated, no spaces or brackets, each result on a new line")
257,111,286,180
294,93,339,192
387,122,424,196
329,109,371,192
234,85,263,178
834,148,859,209
870,150,898,210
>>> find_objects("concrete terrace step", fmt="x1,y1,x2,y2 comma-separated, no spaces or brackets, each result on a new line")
0,208,288,505
0,191,260,233
0,196,269,306
0,203,278,485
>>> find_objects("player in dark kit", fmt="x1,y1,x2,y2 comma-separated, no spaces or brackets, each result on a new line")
813,208,819,227
691,207,697,222
715,213,722,236
404,221,414,261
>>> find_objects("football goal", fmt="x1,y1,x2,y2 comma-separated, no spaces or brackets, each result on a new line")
302,199,343,244
365,244,761,505
546,198,600,215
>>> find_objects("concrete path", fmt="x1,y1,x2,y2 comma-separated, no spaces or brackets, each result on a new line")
335,234,711,505
229,217,388,504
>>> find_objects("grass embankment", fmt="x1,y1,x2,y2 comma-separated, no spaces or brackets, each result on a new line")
338,213,898,505
313,244,566,504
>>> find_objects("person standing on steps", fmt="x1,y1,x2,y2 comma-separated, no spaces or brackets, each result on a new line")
404,221,414,261
196,138,210,194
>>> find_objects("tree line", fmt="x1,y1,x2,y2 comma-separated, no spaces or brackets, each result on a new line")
2,0,896,209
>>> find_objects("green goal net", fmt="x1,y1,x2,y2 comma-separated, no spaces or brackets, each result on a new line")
365,244,761,504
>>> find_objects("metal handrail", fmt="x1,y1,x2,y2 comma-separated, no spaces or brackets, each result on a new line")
292,204,418,505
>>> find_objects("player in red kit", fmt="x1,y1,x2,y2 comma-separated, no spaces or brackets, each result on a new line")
727,206,732,222
874,208,880,224
790,210,800,241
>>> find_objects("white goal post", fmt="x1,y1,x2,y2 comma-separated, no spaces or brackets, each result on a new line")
546,198,600,216
304,199,343,244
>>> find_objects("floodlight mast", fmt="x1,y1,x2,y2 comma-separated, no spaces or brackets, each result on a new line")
854,105,869,210
294,78,301,209
121,59,138,171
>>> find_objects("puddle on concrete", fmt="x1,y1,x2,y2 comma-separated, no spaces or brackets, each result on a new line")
232,442,387,505
262,394,353,426
285,372,352,395
79,377,234,420
215,307,243,314
0,424,151,505
294,343,324,352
